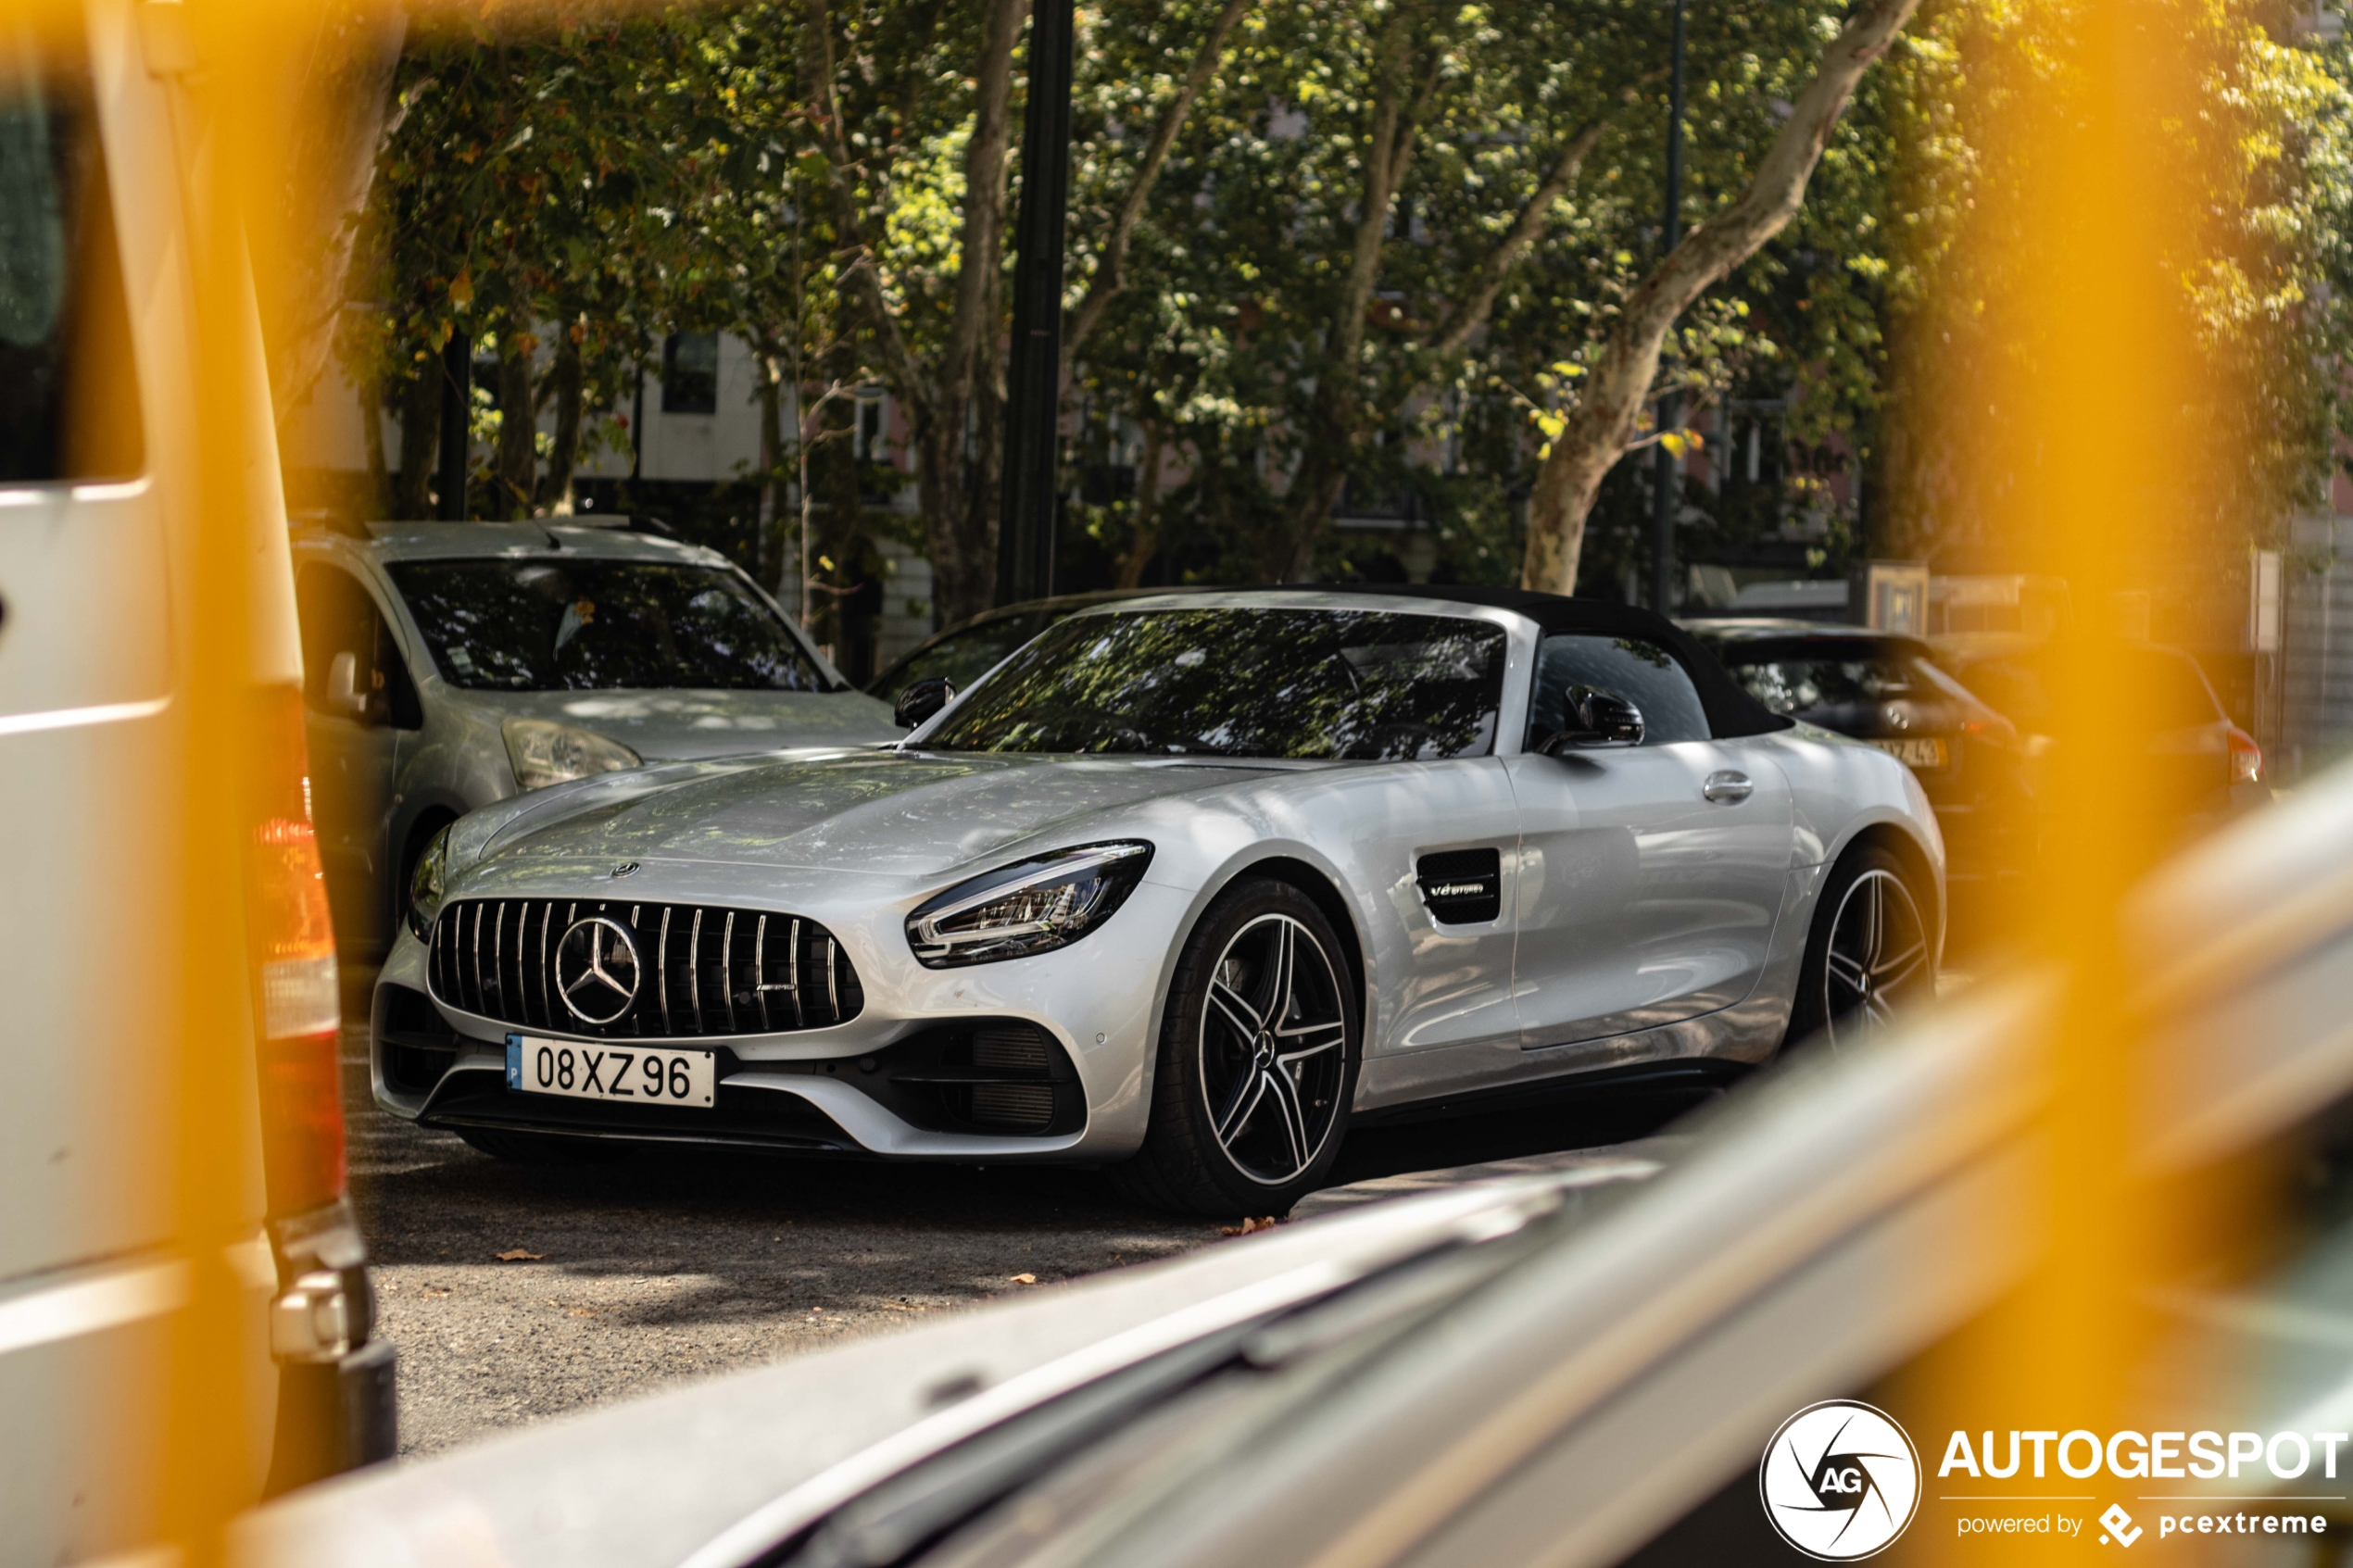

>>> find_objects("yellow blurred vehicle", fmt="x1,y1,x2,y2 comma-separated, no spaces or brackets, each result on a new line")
0,6,391,1563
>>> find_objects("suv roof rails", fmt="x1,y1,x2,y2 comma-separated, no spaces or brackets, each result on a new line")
540,513,681,542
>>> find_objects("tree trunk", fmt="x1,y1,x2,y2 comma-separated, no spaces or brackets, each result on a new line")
493,332,537,519
805,0,1023,627
1519,0,1922,596
811,345,866,654
358,373,389,517
391,360,439,519
1266,6,1439,582
1114,418,1166,588
537,329,585,514
920,0,1022,624
1059,0,1253,383
755,347,786,593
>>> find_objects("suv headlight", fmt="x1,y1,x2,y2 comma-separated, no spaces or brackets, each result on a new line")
907,842,1154,968
408,823,451,940
502,717,641,791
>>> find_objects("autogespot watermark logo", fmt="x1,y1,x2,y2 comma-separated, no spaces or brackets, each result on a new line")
1760,1401,1924,1560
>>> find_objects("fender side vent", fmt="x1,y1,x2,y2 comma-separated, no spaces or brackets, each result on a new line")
1416,847,1502,924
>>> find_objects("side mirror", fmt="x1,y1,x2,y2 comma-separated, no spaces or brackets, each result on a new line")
326,650,369,720
894,676,958,730
1541,685,1644,754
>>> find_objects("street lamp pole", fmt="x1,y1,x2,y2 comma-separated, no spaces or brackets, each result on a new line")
998,0,1076,607
1649,0,1687,613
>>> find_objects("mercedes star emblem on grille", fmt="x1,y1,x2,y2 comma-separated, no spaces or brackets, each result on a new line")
554,915,642,1024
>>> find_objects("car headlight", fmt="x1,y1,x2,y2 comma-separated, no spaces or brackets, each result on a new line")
907,842,1154,968
501,717,641,791
408,822,450,941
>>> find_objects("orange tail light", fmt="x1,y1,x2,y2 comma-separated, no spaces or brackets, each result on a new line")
247,685,346,1216
2226,725,2263,787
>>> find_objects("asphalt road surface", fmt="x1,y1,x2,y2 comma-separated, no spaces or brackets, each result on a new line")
345,1028,1711,1458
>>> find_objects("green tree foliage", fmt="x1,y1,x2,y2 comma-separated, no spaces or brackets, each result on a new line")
1878,0,2353,608
1070,0,1932,591
346,6,731,519
346,0,2353,617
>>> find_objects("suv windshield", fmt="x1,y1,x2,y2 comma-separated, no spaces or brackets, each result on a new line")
923,608,1507,759
387,558,830,693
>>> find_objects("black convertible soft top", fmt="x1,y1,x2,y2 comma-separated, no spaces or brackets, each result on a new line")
1281,582,1796,740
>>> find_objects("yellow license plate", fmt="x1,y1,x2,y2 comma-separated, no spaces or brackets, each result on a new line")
1872,736,1949,770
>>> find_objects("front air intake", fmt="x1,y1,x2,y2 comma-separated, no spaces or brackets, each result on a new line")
968,1082,1057,1132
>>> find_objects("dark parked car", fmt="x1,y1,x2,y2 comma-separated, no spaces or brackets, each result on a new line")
867,588,1218,710
1932,633,2267,853
1686,619,2035,940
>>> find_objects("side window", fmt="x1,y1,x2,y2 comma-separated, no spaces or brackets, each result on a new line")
0,32,143,483
296,564,421,729
897,616,1044,697
1529,634,1711,747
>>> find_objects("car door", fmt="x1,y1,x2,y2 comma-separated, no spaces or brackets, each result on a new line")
1322,756,1523,1058
295,558,422,957
1504,632,1794,1048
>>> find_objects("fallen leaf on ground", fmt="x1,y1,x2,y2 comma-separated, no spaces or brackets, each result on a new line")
494,1248,544,1261
1009,1273,1037,1285
1219,1216,1283,1236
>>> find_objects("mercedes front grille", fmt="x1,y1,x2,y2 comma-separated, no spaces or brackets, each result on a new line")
427,897,863,1038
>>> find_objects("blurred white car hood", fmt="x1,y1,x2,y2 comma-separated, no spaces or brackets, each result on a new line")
234,1172,1646,1568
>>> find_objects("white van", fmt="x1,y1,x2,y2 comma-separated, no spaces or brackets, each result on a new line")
0,4,392,1562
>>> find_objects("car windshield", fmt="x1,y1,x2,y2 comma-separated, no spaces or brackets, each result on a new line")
1709,637,1980,733
868,613,1047,703
387,558,831,693
921,607,1508,759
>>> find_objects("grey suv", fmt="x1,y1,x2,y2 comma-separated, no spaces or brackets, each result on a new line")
292,519,898,961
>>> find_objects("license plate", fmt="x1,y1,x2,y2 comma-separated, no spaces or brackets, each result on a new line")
1871,736,1949,771
505,1035,716,1108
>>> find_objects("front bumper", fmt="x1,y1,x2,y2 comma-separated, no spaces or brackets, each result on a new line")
370,878,1190,1161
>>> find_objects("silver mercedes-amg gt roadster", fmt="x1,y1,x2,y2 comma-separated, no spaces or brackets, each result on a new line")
372,587,1944,1212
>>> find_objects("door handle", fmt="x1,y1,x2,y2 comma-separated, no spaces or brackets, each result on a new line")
1702,770,1754,804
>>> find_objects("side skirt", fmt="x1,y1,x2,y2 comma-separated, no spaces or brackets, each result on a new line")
1349,1057,1751,1130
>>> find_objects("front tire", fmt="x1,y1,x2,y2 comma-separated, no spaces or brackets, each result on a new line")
1114,879,1360,1216
1788,843,1934,1053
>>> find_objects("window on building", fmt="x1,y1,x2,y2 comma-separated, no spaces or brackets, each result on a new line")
854,389,887,459
661,332,720,415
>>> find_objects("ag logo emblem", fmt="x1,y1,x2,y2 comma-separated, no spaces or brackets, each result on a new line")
1759,1400,1921,1560
554,915,641,1024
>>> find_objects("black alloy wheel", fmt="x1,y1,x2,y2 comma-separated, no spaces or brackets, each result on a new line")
1115,879,1360,1216
1201,912,1351,1185
1790,844,1935,1052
